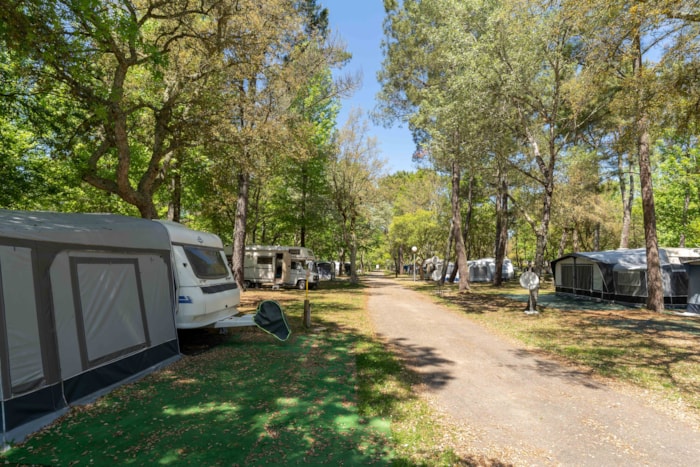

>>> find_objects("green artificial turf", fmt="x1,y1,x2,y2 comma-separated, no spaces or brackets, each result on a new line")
2,324,392,465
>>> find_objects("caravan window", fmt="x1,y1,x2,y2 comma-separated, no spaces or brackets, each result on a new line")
560,264,574,287
575,264,593,290
183,246,229,279
615,270,647,296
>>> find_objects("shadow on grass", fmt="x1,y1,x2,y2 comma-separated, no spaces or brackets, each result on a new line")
3,327,391,465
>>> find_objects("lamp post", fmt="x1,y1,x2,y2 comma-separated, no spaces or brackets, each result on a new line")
411,246,417,281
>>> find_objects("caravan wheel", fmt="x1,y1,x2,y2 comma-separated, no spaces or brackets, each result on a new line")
243,280,251,290
297,280,306,290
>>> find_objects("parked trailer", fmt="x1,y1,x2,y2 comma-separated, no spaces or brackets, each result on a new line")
244,245,319,289
0,210,181,447
156,221,254,329
0,211,290,447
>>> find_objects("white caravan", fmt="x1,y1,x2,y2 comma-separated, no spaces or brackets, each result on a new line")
244,245,319,289
157,221,254,329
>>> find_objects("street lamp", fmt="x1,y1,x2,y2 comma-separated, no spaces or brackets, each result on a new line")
411,246,417,281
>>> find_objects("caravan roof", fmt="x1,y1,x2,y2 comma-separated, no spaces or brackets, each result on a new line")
157,220,224,248
555,248,700,270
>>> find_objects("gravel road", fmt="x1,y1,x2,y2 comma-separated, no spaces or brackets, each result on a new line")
366,274,700,466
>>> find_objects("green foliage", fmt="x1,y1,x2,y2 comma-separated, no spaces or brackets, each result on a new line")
390,209,446,262
4,0,700,272
654,132,700,247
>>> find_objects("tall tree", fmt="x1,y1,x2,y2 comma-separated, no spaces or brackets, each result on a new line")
330,109,384,284
379,0,484,292
567,0,700,310
1,0,259,218
199,1,350,287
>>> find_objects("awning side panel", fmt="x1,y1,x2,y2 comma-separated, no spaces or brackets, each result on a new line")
139,254,177,347
72,258,148,368
0,246,44,395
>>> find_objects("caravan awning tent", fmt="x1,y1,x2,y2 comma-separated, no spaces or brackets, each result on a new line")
551,248,699,306
1,210,180,447
683,260,700,314
468,258,515,283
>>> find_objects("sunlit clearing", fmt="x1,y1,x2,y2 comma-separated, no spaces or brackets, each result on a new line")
172,377,199,386
276,397,299,407
163,402,238,416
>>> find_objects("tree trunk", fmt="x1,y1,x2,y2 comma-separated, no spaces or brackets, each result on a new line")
339,249,346,277
635,33,663,312
618,152,634,249
493,168,508,286
523,124,555,278
394,245,401,277
167,158,181,222
680,192,690,247
300,169,308,247
440,218,454,285
534,182,554,278
350,229,359,284
558,229,568,257
232,170,250,290
639,117,663,311
450,160,470,293
462,173,475,261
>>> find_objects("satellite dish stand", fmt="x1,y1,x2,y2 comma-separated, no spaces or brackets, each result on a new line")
519,271,540,315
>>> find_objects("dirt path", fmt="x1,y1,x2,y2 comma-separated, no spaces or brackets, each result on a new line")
365,274,700,466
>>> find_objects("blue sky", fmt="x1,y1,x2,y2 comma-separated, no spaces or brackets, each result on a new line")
323,1,418,174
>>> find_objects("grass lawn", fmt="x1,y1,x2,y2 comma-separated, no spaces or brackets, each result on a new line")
2,280,461,466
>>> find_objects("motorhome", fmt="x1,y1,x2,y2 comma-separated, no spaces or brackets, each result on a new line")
156,221,252,329
244,245,319,289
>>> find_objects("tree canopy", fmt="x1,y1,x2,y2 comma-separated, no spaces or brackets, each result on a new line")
2,0,700,311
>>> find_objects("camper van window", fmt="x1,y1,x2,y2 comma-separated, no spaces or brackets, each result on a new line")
183,246,229,279
257,257,273,265
289,248,300,255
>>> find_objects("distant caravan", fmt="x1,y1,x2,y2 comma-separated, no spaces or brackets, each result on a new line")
243,245,319,290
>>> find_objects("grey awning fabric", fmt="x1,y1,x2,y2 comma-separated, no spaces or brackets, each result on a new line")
0,210,170,251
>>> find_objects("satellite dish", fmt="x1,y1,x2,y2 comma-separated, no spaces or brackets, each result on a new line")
432,256,439,265
519,271,540,291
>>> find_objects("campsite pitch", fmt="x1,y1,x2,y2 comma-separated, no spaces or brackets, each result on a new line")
1,283,394,466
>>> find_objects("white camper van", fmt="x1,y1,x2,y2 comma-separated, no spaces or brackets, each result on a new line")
157,221,250,329
244,245,319,289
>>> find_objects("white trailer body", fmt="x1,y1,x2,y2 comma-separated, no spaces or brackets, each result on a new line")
157,221,252,329
244,245,319,289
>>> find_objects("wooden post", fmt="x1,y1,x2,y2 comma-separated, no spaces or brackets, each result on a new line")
303,299,311,328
